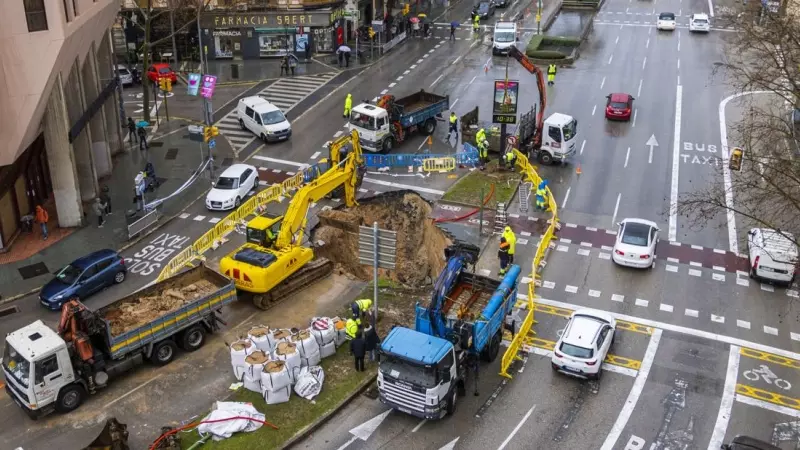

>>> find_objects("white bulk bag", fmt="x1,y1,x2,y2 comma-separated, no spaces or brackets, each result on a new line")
331,317,348,347
262,385,291,405
243,372,262,392
294,366,325,400
301,347,322,367
274,342,301,383
291,330,320,358
247,326,276,354
272,328,293,345
241,351,268,392
261,360,291,392
319,340,336,359
230,339,256,381
310,317,336,347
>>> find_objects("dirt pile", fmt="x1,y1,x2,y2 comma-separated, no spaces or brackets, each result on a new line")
312,192,452,286
102,280,218,336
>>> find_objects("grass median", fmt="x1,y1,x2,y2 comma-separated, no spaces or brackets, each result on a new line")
441,161,521,207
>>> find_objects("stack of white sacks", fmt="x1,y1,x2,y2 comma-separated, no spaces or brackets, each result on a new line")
228,318,345,405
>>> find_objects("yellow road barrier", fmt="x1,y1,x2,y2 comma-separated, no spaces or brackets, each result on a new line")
499,149,560,378
422,157,456,172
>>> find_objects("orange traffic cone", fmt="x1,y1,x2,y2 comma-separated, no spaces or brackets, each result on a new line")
427,135,433,146
576,164,582,175
484,64,489,74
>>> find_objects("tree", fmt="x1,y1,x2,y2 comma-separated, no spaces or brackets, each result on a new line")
127,0,208,123
677,6,800,249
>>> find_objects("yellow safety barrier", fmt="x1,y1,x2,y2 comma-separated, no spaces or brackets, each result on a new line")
155,171,306,282
499,149,559,379
422,157,457,172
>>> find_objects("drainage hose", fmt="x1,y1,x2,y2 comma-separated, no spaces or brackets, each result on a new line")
433,183,495,224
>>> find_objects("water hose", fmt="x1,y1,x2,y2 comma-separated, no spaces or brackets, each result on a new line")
148,415,279,450
433,183,495,224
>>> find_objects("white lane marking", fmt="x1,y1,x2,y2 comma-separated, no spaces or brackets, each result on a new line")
736,394,800,419
624,147,630,167
430,73,445,88
334,130,344,138
565,285,579,293
599,253,611,260
209,217,221,224
611,193,621,228
678,59,681,69
104,375,163,408
179,213,190,219
713,273,726,282
709,346,740,449
451,98,459,109
660,303,674,312
642,57,647,70
310,151,321,160
193,215,206,221
685,308,699,318
412,419,427,432
713,265,726,271
469,75,477,85
646,38,650,49
761,284,775,292
580,140,586,155
497,406,537,450
600,329,662,450
389,82,397,88
637,79,643,97
418,138,430,152
404,70,411,75
589,290,601,297
608,54,614,64
615,35,620,44
689,269,702,277
690,261,702,267
592,105,597,116
397,76,404,80
543,281,556,289
533,297,800,360
611,294,625,302
711,315,725,323
600,76,606,89
381,89,389,94
362,178,445,195
791,332,800,341
411,65,418,69
737,320,751,330
632,109,638,127
764,326,779,336
669,84,683,241
561,187,571,209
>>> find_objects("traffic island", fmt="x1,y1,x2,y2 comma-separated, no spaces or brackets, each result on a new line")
440,161,522,208
526,2,600,65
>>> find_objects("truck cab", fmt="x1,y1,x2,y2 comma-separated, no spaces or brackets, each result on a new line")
539,112,579,165
348,104,390,153
378,327,462,419
3,320,76,418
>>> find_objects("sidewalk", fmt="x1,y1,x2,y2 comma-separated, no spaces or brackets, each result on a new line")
0,120,236,302
203,59,338,84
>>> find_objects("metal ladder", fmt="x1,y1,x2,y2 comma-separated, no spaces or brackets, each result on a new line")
494,202,508,234
518,182,532,214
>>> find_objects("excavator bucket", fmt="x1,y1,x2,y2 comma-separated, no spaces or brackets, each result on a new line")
82,417,129,450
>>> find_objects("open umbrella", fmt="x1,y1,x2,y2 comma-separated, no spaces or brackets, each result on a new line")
136,120,150,128
418,13,427,19
451,20,461,28
409,17,420,23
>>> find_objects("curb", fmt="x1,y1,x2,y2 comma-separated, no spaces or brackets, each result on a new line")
279,373,378,450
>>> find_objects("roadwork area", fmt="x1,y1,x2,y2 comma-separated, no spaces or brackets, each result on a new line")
313,191,452,286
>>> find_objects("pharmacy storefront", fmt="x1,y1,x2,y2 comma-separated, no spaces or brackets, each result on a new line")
200,10,346,59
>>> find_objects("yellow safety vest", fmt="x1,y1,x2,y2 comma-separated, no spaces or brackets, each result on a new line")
346,318,359,338
548,65,557,75
450,114,457,124
345,95,352,108
505,152,515,162
503,228,517,255
355,298,373,312
476,129,486,143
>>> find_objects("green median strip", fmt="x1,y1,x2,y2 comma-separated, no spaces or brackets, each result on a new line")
441,161,521,207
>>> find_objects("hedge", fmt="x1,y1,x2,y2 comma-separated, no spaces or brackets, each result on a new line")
525,36,581,59
526,35,545,54
526,50,567,60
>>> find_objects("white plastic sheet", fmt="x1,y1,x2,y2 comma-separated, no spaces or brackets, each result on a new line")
293,366,325,400
196,401,265,441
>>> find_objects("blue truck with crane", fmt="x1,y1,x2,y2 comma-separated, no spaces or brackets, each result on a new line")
377,242,521,419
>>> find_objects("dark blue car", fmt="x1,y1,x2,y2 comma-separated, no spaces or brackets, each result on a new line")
40,249,127,310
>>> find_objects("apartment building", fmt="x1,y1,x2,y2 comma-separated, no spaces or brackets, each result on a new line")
0,0,123,251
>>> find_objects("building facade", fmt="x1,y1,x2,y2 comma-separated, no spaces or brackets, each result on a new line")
0,0,123,251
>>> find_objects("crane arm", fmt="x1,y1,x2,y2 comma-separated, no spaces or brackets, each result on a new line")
426,243,480,338
274,130,365,249
507,45,547,147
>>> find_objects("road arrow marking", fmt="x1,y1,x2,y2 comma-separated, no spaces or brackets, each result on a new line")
438,436,460,450
647,134,659,164
337,409,392,449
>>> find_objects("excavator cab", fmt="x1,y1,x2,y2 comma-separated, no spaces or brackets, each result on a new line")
246,215,282,248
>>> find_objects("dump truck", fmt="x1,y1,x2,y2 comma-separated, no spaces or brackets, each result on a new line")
348,90,450,153
377,243,521,419
2,265,235,418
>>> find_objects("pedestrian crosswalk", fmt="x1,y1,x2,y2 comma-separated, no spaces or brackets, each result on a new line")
215,72,339,153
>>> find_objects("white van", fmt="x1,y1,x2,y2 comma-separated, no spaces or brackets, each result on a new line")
747,228,798,284
236,96,292,142
492,22,518,55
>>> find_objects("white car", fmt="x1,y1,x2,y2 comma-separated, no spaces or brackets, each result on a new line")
747,228,798,285
656,12,676,31
689,13,710,32
205,164,259,211
116,65,133,86
612,218,659,269
551,309,616,380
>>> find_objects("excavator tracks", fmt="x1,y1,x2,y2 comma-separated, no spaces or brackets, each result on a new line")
251,258,334,310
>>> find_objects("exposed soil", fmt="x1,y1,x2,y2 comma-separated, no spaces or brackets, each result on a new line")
102,280,219,336
312,191,452,286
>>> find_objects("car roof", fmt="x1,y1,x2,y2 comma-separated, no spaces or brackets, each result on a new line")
152,63,171,69
754,228,798,258
659,11,675,16
564,315,603,347
621,218,658,228
609,93,632,102
381,327,452,364
220,163,255,177
496,22,516,29
116,64,130,70
72,249,119,269
693,13,709,19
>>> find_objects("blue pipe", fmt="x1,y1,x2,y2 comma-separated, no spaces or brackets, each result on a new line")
480,265,521,320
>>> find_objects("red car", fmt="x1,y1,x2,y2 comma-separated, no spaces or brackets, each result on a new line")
605,93,634,121
146,63,178,84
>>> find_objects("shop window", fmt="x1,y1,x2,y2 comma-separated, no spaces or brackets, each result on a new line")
23,0,49,32
313,27,334,53
259,33,293,58
15,177,30,218
0,192,18,244
213,30,243,59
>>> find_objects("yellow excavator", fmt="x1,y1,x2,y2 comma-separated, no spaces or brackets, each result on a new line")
219,130,366,310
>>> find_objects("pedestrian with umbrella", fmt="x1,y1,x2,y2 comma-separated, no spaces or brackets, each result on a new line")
136,120,149,151
410,17,420,37
450,20,460,40
337,44,352,67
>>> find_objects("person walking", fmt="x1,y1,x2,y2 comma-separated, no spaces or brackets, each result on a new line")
288,54,298,75
450,23,457,40
365,323,380,362
502,225,517,265
344,93,353,118
304,41,312,61
473,14,480,33
280,56,289,76
351,330,366,372
498,236,510,275
547,63,557,86
93,197,107,228
35,204,49,240
127,117,137,145
447,112,458,140
100,185,112,215
137,126,148,150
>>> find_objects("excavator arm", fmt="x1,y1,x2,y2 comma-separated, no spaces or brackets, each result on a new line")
507,45,547,148
274,129,365,250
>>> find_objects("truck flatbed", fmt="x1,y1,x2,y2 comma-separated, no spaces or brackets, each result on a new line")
395,91,448,115
443,282,494,322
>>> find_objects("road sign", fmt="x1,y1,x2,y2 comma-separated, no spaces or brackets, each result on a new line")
188,125,204,135
358,223,397,325
208,138,216,149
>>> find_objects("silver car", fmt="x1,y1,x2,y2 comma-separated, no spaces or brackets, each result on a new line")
116,65,133,86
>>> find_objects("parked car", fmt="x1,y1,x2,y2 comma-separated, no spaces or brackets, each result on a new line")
747,228,798,285
474,0,496,19
551,309,616,380
605,93,634,121
116,65,133,86
236,96,293,142
656,12,677,31
205,164,260,211
612,218,659,269
146,63,178,84
40,249,127,310
689,13,710,32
